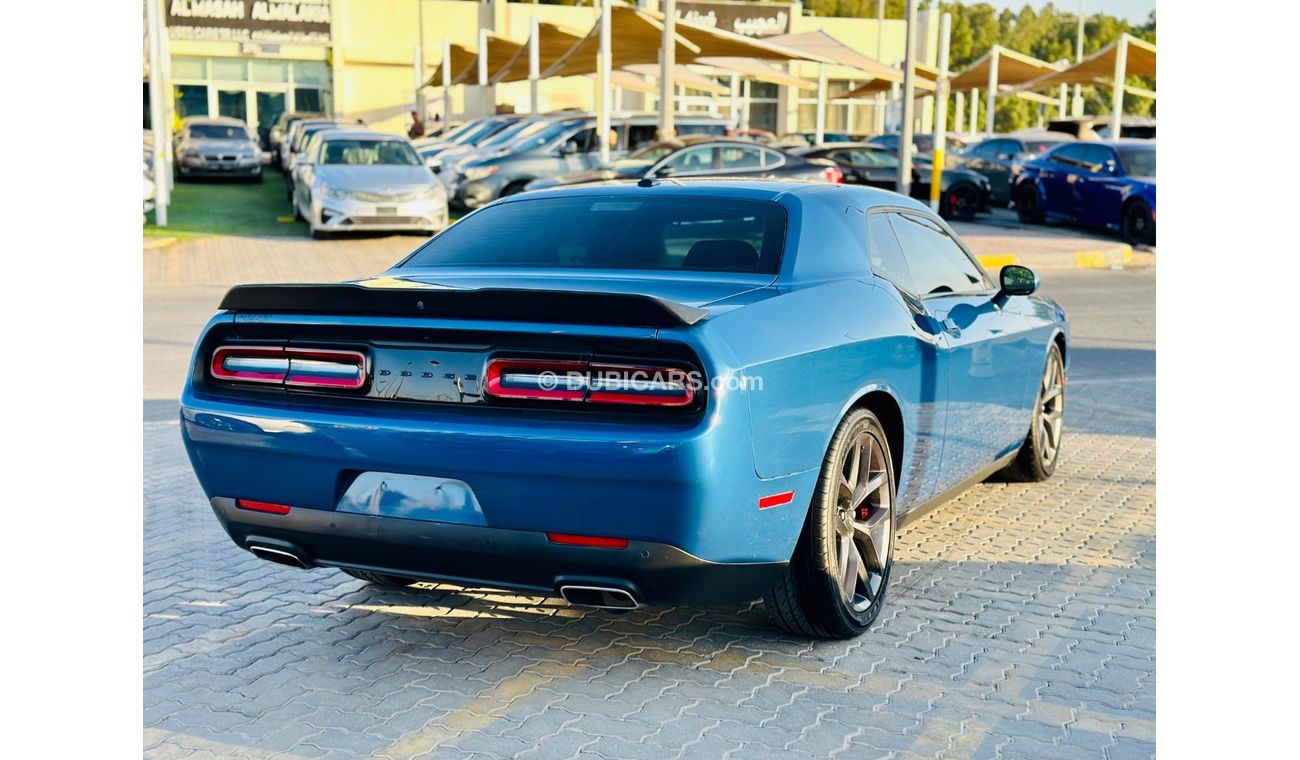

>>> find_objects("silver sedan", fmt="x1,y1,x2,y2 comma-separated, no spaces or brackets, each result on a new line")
292,130,449,239
174,116,262,181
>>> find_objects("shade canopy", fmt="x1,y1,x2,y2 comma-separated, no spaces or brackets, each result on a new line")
425,43,478,88
950,45,1063,91
490,22,588,84
842,61,938,97
622,64,730,95
1010,34,1156,93
765,29,902,82
695,56,817,89
664,11,823,63
541,7,701,79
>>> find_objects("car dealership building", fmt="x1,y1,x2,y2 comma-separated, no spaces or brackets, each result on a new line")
152,0,942,140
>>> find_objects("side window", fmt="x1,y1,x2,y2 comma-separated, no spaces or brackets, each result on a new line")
627,124,657,149
1081,145,1114,173
720,144,763,170
760,148,785,169
888,212,990,296
866,213,915,293
663,146,717,175
1051,143,1088,168
973,140,1000,158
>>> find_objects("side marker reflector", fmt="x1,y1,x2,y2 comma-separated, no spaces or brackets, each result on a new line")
546,533,629,549
758,491,795,510
236,499,293,515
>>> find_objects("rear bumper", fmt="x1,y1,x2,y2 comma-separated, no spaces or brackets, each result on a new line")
212,497,786,605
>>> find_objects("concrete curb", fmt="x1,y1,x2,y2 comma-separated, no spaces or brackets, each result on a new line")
143,236,177,251
976,243,1153,272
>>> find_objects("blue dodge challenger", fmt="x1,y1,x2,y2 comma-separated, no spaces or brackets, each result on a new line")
181,180,1068,639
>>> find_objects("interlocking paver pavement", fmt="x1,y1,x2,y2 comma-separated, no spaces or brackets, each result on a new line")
145,233,1154,759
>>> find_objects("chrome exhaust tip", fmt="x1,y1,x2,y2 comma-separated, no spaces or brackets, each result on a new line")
558,584,640,610
248,545,309,569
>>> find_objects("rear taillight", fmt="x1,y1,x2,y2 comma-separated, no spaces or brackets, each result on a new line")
211,345,367,390
485,358,696,407
822,165,844,184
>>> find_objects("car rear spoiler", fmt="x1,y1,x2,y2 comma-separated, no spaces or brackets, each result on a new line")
219,283,709,328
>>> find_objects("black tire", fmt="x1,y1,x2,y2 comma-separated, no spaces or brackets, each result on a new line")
765,407,896,639
942,184,980,221
340,568,422,588
500,180,531,197
1015,182,1045,224
999,343,1065,482
1122,199,1155,246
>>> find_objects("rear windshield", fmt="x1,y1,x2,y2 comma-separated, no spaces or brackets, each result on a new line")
402,195,787,274
189,124,249,140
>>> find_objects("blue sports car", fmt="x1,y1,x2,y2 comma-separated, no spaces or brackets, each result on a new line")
181,180,1069,639
1012,140,1156,245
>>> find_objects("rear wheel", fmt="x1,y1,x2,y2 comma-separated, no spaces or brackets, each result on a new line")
1015,182,1045,224
1122,199,1155,245
942,184,980,221
341,568,422,588
1000,343,1065,482
765,408,895,639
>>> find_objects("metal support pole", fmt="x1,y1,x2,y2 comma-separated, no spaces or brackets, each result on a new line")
529,16,540,114
985,46,998,137
146,0,168,226
1059,81,1068,117
729,75,740,129
416,0,426,119
598,0,612,164
1110,34,1127,141
875,0,885,134
1073,0,1085,116
954,91,965,135
660,0,677,138
442,38,452,126
898,0,917,196
815,63,827,145
928,12,950,213
478,28,489,115
741,78,751,130
970,87,978,133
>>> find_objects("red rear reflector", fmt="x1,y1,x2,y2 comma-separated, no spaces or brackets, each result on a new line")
236,499,293,515
546,532,630,549
758,491,795,509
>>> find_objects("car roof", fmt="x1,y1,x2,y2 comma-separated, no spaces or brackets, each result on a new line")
495,177,928,211
316,129,406,141
183,116,249,127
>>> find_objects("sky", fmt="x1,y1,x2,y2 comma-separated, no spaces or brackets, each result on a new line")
972,1,1156,23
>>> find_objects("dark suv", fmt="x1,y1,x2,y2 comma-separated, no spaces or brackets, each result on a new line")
450,114,728,211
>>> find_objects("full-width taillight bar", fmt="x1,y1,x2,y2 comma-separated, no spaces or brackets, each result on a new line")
211,345,368,390
485,358,696,407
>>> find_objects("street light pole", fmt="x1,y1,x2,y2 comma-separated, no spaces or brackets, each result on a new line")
929,12,950,214
897,0,917,196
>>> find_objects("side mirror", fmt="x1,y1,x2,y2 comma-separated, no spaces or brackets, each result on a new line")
997,152,1014,161
559,141,579,156
998,264,1039,297
654,165,675,178
1103,159,1119,175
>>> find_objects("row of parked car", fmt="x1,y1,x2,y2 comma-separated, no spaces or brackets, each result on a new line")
168,110,1152,245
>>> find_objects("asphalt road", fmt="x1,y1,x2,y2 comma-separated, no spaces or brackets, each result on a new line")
143,232,1154,759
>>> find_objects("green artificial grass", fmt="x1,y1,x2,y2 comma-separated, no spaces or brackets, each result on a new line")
144,167,307,239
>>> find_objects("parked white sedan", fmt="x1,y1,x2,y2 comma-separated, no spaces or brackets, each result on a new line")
292,130,448,239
